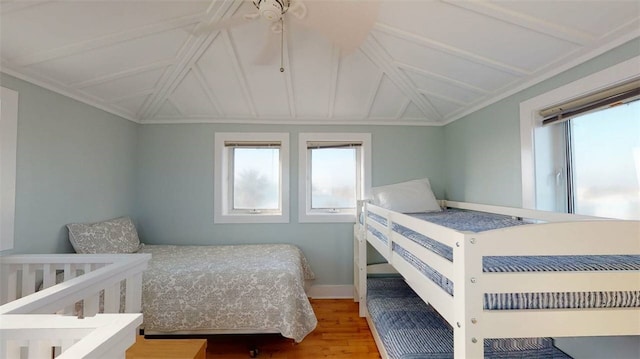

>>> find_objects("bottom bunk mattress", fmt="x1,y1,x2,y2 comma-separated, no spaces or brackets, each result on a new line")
138,244,317,343
366,277,572,359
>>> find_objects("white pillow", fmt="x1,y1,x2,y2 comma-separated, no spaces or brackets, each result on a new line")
371,178,441,213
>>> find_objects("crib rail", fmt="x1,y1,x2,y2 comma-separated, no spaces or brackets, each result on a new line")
0,313,142,359
0,253,150,358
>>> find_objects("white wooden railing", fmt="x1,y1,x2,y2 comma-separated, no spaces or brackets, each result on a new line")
0,253,151,358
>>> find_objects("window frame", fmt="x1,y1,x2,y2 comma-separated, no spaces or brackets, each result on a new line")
519,55,639,213
298,133,371,223
214,132,289,224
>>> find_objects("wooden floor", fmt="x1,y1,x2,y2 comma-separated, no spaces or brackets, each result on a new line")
202,299,381,359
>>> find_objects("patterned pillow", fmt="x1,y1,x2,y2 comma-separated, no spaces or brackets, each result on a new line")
67,217,141,254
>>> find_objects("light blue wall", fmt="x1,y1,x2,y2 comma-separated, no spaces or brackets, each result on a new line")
444,38,640,207
0,74,139,254
135,124,444,284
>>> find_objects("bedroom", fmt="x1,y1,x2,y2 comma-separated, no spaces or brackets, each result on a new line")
1,0,639,358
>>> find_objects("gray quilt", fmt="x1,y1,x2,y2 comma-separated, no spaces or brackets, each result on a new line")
138,244,317,342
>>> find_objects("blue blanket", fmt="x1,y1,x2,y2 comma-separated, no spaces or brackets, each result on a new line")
367,278,573,359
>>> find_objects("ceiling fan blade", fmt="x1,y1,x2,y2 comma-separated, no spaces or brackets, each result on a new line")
293,0,380,55
253,26,281,65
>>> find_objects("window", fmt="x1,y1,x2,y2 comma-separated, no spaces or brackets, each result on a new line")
520,56,640,220
214,133,289,223
1,87,18,251
298,133,371,223
563,101,639,219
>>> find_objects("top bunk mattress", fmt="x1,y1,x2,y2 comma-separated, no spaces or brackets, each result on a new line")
363,208,640,310
366,208,524,261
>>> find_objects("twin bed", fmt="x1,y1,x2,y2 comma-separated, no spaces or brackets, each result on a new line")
65,217,317,343
353,179,640,358
138,243,316,343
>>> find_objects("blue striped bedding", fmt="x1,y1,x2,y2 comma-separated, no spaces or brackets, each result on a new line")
364,208,640,309
367,224,388,244
367,278,572,359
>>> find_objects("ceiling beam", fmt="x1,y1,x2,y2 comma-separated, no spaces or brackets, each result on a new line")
442,0,594,46
152,99,182,119
373,23,531,77
107,88,155,105
69,60,173,89
140,0,244,121
327,45,340,119
192,64,224,117
396,98,411,120
0,59,139,123
12,13,204,67
361,34,442,122
364,71,384,119
221,29,257,118
139,30,222,120
417,88,468,107
440,25,640,126
395,61,489,94
110,103,145,121
166,97,185,117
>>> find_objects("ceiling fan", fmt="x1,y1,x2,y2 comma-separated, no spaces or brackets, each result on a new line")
196,0,380,71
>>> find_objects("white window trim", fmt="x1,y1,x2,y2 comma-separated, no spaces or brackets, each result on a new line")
214,132,289,224
298,133,371,223
519,56,640,210
1,87,18,251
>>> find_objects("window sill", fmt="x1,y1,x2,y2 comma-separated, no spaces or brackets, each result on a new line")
298,212,356,223
214,213,289,224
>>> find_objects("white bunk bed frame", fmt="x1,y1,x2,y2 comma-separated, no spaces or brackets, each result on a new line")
0,253,150,358
354,200,640,359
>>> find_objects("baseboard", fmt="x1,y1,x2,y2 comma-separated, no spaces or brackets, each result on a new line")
308,285,354,299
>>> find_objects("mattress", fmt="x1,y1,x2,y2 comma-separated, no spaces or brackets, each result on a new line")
367,224,388,243
366,278,572,359
138,244,317,342
365,208,640,309
367,208,524,261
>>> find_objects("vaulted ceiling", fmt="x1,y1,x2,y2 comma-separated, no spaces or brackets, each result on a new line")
1,0,639,126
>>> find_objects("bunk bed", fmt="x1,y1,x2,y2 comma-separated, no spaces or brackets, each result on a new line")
353,179,640,358
66,217,317,343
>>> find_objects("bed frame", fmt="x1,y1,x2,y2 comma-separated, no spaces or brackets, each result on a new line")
353,200,640,358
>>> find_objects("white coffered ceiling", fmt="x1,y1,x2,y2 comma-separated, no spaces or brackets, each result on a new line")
1,0,639,125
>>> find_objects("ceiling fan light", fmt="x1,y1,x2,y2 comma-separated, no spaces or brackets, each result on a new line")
261,8,280,21
253,0,289,22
